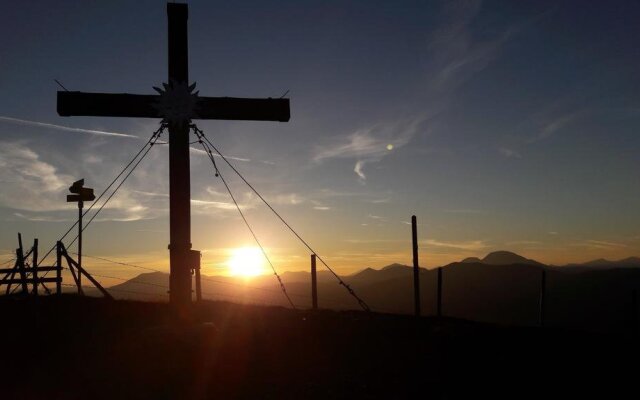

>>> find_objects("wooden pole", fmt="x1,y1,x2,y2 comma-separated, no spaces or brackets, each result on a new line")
539,269,547,327
411,215,421,317
32,239,38,296
311,254,318,310
56,241,62,295
16,233,28,294
5,265,17,294
66,255,112,300
67,258,83,296
167,3,193,310
437,267,443,318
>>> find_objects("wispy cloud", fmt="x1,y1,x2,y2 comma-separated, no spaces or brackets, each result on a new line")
500,109,585,158
367,198,391,204
189,146,276,165
195,186,259,212
313,117,424,181
313,0,519,181
427,0,512,92
499,147,522,159
313,123,414,162
584,240,627,249
343,239,404,244
444,209,486,214
191,199,237,211
507,240,543,246
527,112,582,144
133,190,168,197
0,116,139,139
568,239,628,250
13,212,71,222
0,141,161,222
422,239,488,251
0,141,73,211
354,160,367,182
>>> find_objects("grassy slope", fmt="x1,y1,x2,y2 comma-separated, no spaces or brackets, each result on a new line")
0,295,637,399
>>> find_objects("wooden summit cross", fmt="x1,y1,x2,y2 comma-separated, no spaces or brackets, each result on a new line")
57,3,290,309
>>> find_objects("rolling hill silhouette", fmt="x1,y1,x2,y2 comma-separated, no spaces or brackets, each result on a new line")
107,251,640,332
561,256,640,270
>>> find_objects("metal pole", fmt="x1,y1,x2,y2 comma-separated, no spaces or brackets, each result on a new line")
411,215,421,317
311,254,318,310
77,200,83,292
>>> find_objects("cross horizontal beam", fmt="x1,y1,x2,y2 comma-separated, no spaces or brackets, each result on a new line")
57,92,290,122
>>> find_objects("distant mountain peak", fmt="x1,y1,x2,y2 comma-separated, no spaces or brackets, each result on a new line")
480,251,544,266
382,263,410,271
461,257,482,264
572,257,640,268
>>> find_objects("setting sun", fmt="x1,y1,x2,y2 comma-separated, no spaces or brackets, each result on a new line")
227,247,266,277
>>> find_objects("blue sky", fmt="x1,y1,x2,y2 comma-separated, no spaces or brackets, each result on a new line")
1,0,639,279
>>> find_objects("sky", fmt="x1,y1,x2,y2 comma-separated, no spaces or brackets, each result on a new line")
1,0,639,282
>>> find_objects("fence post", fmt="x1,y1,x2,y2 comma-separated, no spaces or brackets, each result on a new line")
411,215,421,317
188,250,202,302
632,289,638,335
539,269,546,327
311,254,318,310
16,233,28,294
437,267,443,318
32,238,39,296
56,241,62,295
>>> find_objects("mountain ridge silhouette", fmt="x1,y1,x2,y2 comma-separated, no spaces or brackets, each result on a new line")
103,249,640,333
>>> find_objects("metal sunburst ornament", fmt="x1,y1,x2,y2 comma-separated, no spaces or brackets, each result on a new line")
152,80,200,123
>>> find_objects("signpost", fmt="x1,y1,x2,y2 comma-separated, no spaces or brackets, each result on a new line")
67,179,95,291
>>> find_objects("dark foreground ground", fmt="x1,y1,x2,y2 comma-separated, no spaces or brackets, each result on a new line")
0,295,637,399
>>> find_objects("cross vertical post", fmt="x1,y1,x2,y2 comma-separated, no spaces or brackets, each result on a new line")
56,2,290,312
411,215,421,317
167,3,192,309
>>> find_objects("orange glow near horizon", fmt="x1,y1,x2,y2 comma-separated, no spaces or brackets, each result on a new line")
227,247,266,277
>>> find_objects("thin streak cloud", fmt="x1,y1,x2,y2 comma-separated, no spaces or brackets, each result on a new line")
0,116,139,139
189,146,275,165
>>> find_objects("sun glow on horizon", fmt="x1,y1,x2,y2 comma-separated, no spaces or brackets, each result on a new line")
227,247,266,277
